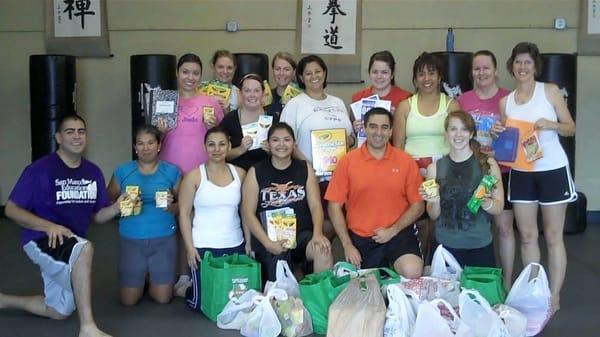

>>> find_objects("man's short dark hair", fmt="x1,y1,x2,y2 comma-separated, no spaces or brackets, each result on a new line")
364,107,393,127
57,114,86,132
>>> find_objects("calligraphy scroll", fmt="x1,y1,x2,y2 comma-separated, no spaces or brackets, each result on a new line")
297,0,362,83
45,0,111,57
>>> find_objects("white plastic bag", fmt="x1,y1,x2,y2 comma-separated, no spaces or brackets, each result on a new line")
274,297,313,337
274,260,300,298
493,304,527,337
505,263,552,337
459,289,510,337
217,289,261,330
431,244,463,281
241,289,288,337
400,276,461,309
383,284,416,337
413,299,475,337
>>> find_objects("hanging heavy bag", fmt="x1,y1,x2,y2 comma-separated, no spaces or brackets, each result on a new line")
201,252,262,321
326,274,386,337
460,266,507,305
299,269,351,335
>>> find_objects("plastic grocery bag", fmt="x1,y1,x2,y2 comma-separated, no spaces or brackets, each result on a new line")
274,297,313,337
431,244,463,281
383,284,416,337
400,276,461,309
505,263,552,336
459,289,511,337
274,260,300,297
493,304,527,337
217,289,261,330
326,274,386,337
241,288,288,337
413,299,475,337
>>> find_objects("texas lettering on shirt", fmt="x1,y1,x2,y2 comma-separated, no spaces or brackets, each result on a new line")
260,181,306,208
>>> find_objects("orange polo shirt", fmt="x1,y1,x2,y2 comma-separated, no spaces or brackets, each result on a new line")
325,143,423,237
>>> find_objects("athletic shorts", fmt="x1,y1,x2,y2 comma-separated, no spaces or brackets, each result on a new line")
119,234,177,287
350,224,422,269
509,166,577,205
252,230,313,282
23,236,88,316
501,172,513,210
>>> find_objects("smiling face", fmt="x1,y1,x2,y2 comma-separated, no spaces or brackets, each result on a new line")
512,53,536,83
213,56,236,84
369,60,394,92
55,119,87,157
415,66,440,93
205,131,229,163
446,116,474,152
365,113,392,151
177,62,202,93
472,54,497,90
134,131,160,163
273,57,295,89
268,128,295,159
241,78,264,110
300,61,326,93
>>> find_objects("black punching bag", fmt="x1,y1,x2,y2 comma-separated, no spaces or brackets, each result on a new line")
130,54,177,157
233,53,269,87
29,55,76,162
430,51,473,98
539,53,576,175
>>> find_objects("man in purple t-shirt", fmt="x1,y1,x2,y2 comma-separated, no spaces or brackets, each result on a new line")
1,115,122,337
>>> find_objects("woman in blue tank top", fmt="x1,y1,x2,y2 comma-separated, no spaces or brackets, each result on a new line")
108,125,182,306
420,111,504,267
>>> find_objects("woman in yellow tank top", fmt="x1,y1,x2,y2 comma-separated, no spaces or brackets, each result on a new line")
393,52,460,263
393,52,460,176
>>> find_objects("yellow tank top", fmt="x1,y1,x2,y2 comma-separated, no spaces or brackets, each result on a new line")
404,93,451,157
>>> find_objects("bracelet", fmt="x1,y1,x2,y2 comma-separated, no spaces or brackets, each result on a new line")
482,199,494,211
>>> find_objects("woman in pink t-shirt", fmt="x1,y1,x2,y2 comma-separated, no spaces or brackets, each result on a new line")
457,50,513,287
157,53,224,175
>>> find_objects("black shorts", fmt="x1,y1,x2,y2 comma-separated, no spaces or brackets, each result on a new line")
252,230,313,282
350,225,422,269
509,166,577,205
501,172,513,210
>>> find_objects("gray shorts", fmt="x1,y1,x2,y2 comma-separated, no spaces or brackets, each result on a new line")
119,235,177,287
23,235,88,316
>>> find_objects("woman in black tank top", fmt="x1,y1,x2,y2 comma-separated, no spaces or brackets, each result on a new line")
241,123,333,281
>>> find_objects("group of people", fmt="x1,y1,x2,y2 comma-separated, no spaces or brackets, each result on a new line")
0,42,576,336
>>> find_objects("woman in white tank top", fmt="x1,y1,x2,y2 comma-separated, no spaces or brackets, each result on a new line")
177,127,248,306
498,42,576,313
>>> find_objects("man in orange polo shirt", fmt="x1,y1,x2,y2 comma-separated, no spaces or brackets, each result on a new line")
325,107,424,278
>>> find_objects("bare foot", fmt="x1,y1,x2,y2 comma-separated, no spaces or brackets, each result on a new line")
79,324,112,337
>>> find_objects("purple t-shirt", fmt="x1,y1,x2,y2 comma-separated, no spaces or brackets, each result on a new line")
9,152,110,245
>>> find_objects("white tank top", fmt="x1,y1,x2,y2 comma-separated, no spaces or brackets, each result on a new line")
505,82,568,171
192,164,244,248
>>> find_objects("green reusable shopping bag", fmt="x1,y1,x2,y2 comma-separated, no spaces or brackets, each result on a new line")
299,269,352,335
460,266,506,305
200,252,262,322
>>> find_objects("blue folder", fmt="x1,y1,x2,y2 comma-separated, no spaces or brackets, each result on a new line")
493,127,519,162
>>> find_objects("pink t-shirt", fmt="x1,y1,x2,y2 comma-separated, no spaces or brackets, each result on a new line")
458,88,510,171
159,94,224,174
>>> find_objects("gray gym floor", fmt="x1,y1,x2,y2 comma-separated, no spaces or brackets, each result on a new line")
0,217,597,337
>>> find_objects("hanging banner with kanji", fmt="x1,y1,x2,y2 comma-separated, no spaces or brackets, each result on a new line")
301,0,357,55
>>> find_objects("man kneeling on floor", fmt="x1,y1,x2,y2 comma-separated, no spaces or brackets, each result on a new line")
326,107,425,278
1,114,123,337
